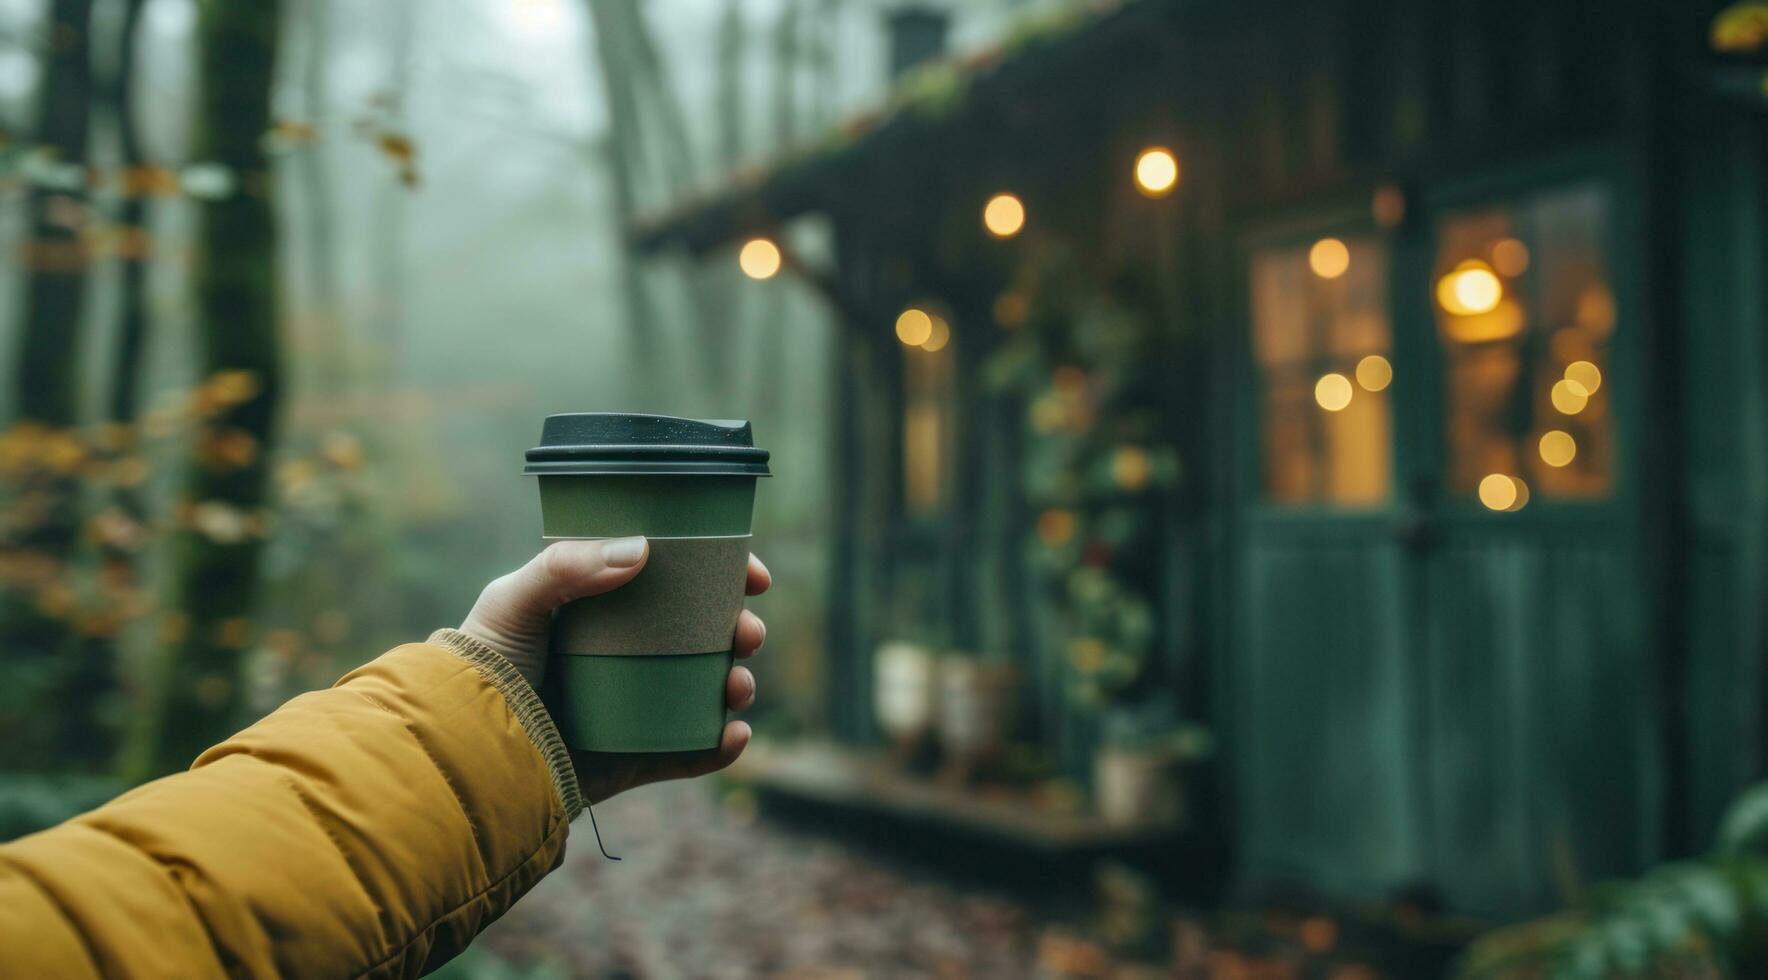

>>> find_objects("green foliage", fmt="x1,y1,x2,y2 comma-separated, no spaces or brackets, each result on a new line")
982,242,1178,709
1719,783,1768,854
1458,783,1768,979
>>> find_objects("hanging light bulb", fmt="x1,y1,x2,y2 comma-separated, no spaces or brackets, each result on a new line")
738,238,782,280
983,193,1025,238
1133,147,1179,197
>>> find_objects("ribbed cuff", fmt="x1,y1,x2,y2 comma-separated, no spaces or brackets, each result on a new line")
427,629,584,821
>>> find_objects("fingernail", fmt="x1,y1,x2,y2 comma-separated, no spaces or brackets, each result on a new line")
743,672,757,708
601,536,646,568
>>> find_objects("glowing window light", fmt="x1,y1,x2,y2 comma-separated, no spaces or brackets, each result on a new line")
1314,373,1353,412
1539,430,1577,468
738,238,781,280
1551,379,1590,415
1133,147,1179,197
895,308,933,347
1308,238,1351,279
983,193,1025,238
1565,360,1602,394
1479,473,1519,511
1491,238,1530,277
921,314,951,352
1355,354,1393,392
1437,261,1503,316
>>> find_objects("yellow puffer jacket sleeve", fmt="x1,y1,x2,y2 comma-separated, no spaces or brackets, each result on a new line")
0,631,584,979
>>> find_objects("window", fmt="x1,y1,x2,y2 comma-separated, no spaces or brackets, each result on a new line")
903,332,954,514
1434,184,1615,507
1251,235,1394,507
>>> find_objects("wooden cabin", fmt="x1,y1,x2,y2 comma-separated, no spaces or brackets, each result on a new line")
632,0,1768,917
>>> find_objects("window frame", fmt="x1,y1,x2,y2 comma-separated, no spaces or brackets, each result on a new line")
1235,198,1408,523
1413,148,1644,526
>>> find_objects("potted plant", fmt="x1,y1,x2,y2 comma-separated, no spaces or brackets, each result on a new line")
1093,702,1211,828
872,639,940,754
935,651,1020,781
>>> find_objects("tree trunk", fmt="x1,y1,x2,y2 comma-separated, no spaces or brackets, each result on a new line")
53,0,153,770
588,0,661,370
125,0,284,779
0,0,95,769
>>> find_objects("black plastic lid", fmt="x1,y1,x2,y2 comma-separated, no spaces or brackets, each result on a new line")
523,413,771,477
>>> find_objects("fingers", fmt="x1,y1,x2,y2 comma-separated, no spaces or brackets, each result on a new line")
733,609,766,658
637,721,753,785
726,665,756,711
697,720,752,776
479,538,649,627
745,554,771,596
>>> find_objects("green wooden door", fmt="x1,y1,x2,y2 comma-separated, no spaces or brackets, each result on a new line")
1232,155,1656,915
1233,211,1429,899
1411,158,1655,915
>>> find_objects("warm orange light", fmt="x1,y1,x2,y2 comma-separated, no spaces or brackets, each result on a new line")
1309,238,1351,279
1133,147,1179,197
738,238,782,280
1565,360,1602,395
1437,261,1503,315
983,193,1025,238
895,308,933,346
1314,373,1353,412
1551,379,1589,415
921,314,951,352
1539,430,1577,468
1442,298,1525,344
1491,238,1530,277
1355,354,1393,392
1479,473,1519,511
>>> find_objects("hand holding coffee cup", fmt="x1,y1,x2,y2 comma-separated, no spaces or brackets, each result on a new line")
458,538,771,805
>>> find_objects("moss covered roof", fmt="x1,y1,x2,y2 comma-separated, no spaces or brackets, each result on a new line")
628,0,1174,255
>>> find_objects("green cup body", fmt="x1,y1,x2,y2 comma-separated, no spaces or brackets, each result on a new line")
538,475,755,539
538,475,755,753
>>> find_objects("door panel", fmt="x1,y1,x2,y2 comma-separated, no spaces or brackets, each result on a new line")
1423,532,1650,914
1420,170,1650,914
1238,532,1421,896
1235,221,1419,896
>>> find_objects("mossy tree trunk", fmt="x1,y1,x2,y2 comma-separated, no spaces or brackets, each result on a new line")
126,0,284,779
0,0,95,769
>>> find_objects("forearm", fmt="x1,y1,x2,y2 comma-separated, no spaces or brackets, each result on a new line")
0,639,578,979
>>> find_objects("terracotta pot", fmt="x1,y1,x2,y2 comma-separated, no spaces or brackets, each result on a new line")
936,658,1018,761
873,642,938,745
1094,746,1184,828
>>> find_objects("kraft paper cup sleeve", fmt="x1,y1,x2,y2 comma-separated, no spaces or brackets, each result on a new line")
551,536,751,656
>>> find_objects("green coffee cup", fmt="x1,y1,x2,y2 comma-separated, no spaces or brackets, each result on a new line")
526,413,769,753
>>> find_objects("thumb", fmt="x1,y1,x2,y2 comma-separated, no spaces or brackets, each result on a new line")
477,537,649,630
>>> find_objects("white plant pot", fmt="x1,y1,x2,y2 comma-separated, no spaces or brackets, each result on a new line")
1094,747,1183,828
873,642,938,744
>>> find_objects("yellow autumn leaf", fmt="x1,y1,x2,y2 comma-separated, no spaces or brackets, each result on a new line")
1713,2,1768,52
